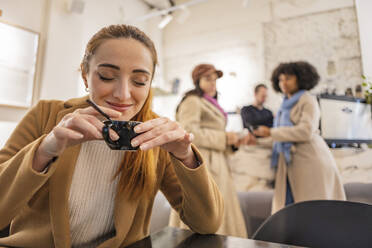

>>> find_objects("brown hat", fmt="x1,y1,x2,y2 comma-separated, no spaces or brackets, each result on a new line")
192,64,223,84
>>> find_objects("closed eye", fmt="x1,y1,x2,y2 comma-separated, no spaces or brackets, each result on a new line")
98,73,114,82
133,80,146,86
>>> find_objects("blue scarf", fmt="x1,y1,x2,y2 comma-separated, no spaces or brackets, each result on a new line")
271,90,306,168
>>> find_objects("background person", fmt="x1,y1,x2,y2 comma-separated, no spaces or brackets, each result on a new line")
241,84,273,131
254,61,346,213
169,63,247,238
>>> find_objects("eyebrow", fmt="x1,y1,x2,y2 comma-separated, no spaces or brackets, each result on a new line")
97,64,151,75
133,69,151,75
98,63,120,70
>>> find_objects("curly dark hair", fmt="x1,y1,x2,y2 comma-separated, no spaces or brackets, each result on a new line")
271,61,320,93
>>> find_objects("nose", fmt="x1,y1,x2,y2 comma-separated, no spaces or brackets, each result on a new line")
113,78,131,101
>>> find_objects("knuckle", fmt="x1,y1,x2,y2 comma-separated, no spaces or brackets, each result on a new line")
154,128,162,136
73,108,82,114
163,133,172,141
170,121,179,130
70,116,79,125
161,117,170,123
62,113,72,121
53,126,62,133
86,114,97,123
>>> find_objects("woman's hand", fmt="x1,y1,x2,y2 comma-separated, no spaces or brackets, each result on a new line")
131,117,198,169
253,126,271,137
239,133,257,146
33,106,121,172
226,132,240,146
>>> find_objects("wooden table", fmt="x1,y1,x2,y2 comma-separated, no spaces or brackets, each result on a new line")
125,227,304,248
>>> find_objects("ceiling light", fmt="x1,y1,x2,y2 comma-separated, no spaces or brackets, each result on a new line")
176,6,190,24
158,14,173,29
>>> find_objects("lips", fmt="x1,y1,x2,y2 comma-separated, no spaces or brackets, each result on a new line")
106,100,133,112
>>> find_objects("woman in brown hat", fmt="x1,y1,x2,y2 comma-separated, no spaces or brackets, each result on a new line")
168,63,248,238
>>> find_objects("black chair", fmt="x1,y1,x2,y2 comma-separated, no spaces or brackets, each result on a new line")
252,200,372,248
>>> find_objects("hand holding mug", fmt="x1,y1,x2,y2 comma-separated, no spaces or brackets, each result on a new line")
33,105,121,172
129,117,197,168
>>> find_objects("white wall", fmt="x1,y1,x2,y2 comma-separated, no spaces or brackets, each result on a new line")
0,0,161,142
264,7,361,96
158,0,357,119
41,0,155,100
0,0,161,113
0,0,48,122
160,0,271,117
355,0,372,77
0,0,46,31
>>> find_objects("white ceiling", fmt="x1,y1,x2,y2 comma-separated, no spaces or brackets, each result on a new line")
142,0,172,9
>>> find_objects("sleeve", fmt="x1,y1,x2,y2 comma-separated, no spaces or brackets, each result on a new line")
268,110,274,128
0,101,58,229
159,145,224,234
240,106,253,128
177,96,227,151
270,95,320,143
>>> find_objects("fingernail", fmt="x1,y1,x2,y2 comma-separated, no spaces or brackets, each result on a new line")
140,144,148,150
131,140,139,147
134,126,140,133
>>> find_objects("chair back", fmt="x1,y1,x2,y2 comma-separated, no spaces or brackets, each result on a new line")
252,200,372,248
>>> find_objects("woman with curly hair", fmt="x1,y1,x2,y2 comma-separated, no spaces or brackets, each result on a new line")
254,61,345,213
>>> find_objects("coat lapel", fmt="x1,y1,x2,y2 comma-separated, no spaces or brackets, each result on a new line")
100,192,140,247
200,98,226,123
49,144,81,247
49,96,89,247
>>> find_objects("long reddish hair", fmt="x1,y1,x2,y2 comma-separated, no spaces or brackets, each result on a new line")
80,25,158,200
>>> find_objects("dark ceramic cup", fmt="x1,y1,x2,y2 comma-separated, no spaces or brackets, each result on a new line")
102,120,142,150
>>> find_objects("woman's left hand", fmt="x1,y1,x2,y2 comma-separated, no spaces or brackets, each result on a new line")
253,126,271,137
131,117,197,168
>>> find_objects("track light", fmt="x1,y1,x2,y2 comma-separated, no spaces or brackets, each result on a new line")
158,14,173,29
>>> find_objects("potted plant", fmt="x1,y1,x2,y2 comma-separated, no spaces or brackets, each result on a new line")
362,75,372,104
362,75,372,148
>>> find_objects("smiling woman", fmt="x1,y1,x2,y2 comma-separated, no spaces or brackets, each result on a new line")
82,38,153,122
0,24,223,247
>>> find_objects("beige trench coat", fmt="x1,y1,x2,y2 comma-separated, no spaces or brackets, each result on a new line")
169,95,247,238
270,92,346,213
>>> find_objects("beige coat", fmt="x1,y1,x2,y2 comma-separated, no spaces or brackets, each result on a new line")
0,96,223,248
270,92,346,213
169,95,247,238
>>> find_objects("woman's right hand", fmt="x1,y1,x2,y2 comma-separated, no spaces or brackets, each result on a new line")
239,133,257,146
32,105,121,172
226,132,239,146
